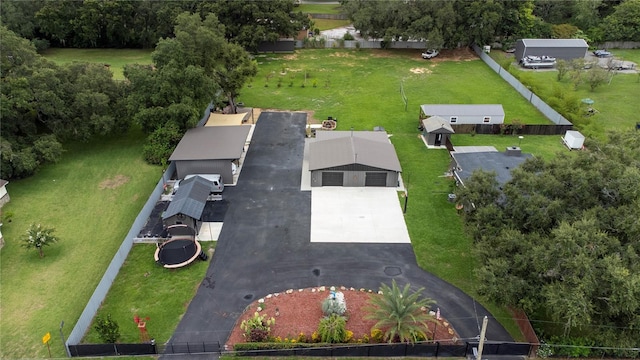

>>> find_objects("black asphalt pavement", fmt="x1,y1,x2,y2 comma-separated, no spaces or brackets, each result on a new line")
165,112,512,357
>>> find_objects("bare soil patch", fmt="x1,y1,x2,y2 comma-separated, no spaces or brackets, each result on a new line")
427,47,479,62
410,67,433,74
99,174,130,190
226,286,459,348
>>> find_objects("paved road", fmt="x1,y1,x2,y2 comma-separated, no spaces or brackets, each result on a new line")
165,112,512,358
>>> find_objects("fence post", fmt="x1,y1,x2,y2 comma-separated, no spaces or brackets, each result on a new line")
436,341,440,357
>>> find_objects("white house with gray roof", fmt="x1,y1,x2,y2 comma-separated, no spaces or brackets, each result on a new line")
309,131,401,187
420,104,505,125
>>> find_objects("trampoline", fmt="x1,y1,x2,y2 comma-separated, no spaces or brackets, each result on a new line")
154,237,206,269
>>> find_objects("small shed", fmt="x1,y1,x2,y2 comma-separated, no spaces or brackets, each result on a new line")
309,131,401,187
514,39,588,61
162,176,212,231
562,130,585,150
420,116,455,147
169,125,251,182
420,104,505,125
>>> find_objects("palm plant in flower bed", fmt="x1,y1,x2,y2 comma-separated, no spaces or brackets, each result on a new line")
364,280,436,343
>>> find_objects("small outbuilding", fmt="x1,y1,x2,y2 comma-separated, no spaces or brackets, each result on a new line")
514,39,588,61
420,116,455,147
169,125,251,182
162,176,212,231
309,131,401,187
420,104,505,125
562,130,585,150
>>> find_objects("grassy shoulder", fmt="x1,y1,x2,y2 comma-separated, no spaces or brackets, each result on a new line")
81,243,213,344
42,48,153,80
0,129,160,359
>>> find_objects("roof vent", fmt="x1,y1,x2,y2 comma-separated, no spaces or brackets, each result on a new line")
505,146,521,156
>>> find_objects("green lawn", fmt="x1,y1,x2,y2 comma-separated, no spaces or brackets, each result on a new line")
0,129,160,359
42,48,153,80
81,244,213,344
312,19,352,31
241,48,564,340
297,3,344,14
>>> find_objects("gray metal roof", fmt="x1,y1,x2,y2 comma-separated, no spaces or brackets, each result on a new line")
452,151,533,187
315,130,389,142
520,39,588,48
422,116,455,133
309,131,401,172
420,104,505,117
169,125,251,161
162,176,212,220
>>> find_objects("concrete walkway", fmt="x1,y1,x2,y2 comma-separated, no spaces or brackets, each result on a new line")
164,112,512,358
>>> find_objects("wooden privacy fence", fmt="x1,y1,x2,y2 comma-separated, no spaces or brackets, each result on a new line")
451,123,572,135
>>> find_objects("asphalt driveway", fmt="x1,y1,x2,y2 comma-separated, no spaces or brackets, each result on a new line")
166,112,512,357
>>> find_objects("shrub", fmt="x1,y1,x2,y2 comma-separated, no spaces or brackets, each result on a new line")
94,314,120,343
343,32,355,41
370,328,384,343
31,38,50,52
317,314,347,343
240,312,275,342
322,292,346,316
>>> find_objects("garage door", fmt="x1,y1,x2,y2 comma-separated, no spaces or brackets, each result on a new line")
322,172,344,186
365,172,387,187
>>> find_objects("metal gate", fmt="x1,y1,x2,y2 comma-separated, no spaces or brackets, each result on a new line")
322,172,344,186
365,172,387,187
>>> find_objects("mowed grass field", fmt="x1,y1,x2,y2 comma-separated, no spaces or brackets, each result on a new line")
81,243,212,344
42,48,153,80
240,48,572,339
0,130,160,358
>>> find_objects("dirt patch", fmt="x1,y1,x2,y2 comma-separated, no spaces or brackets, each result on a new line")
282,54,298,61
410,67,432,74
99,174,130,190
329,52,356,58
425,47,479,62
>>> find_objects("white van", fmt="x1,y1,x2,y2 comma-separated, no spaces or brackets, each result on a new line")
173,174,224,194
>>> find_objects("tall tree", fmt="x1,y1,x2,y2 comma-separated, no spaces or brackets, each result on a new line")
457,131,640,347
196,0,310,52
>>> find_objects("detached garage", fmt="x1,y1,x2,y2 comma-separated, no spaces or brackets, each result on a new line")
309,131,401,187
514,39,588,61
169,125,251,182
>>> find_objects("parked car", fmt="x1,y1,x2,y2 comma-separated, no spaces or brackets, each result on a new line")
173,174,224,194
421,49,439,59
593,49,612,57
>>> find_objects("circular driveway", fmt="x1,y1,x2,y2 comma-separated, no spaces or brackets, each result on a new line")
166,112,512,354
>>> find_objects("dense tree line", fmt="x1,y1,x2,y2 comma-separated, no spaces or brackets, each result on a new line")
341,0,640,47
456,131,640,351
0,0,309,51
1,26,126,179
1,11,258,177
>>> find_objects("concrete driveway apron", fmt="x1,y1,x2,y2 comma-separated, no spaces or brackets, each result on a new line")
166,112,512,357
